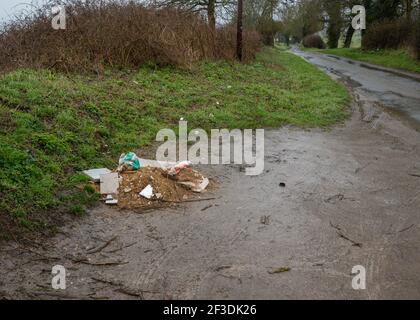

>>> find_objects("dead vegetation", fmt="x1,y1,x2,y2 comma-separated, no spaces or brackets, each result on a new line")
0,0,261,73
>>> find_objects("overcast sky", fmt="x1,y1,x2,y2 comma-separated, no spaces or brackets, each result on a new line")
0,0,32,23
0,0,56,23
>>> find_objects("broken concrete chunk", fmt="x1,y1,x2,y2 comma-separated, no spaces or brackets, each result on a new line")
83,168,111,183
100,172,119,195
105,199,118,205
104,194,118,205
195,177,209,192
178,176,209,193
139,184,154,199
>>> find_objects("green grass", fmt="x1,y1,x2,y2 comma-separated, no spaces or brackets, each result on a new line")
305,47,420,74
0,47,349,235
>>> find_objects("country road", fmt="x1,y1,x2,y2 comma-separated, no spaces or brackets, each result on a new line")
1,50,420,300
291,47,420,126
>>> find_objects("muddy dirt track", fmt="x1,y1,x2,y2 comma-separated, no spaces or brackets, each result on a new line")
1,52,420,300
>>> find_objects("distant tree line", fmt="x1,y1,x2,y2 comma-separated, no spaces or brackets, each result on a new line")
151,0,283,45
151,0,420,56
277,0,419,49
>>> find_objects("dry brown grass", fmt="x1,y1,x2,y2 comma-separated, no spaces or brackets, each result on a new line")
0,0,261,73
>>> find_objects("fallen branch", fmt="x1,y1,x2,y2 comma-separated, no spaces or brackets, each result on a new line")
325,194,344,203
91,276,122,286
162,197,217,204
408,173,420,178
329,221,342,231
115,288,144,299
91,277,159,299
70,256,128,266
106,241,137,253
132,204,176,214
330,221,362,247
79,260,129,266
398,224,415,233
201,204,213,211
31,291,81,299
86,235,118,254
22,247,61,261
336,231,362,247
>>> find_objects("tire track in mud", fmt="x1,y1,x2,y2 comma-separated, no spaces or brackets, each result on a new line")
187,227,249,299
121,178,256,298
135,222,198,293
135,219,250,299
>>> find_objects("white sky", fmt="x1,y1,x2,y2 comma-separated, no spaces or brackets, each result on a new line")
1,0,21,21
0,0,50,23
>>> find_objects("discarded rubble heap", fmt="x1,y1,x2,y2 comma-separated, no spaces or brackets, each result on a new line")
83,152,210,210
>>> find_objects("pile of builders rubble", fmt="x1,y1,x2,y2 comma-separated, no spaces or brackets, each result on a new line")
83,152,210,210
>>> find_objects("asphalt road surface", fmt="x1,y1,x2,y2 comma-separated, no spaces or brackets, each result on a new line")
291,47,420,126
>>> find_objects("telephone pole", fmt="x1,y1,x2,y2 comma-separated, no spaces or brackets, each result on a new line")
236,0,243,61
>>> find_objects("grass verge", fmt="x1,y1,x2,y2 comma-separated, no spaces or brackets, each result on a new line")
0,47,349,238
304,48,420,74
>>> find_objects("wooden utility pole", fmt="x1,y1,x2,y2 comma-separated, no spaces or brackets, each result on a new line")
236,0,243,61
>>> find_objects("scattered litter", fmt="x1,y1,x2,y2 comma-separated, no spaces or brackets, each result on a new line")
85,156,212,210
168,160,191,176
260,215,270,225
139,158,175,169
105,199,118,205
83,168,111,183
100,172,119,195
325,194,345,203
139,184,154,199
117,152,141,172
269,267,290,274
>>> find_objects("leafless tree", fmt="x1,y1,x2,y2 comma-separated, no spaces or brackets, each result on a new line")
150,0,234,30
